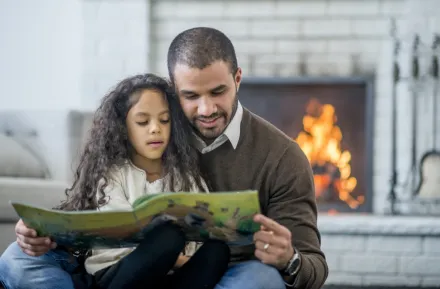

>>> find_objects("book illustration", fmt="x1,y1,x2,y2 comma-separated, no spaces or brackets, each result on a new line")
10,191,261,249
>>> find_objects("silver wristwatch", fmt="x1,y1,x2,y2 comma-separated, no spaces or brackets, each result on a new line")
283,249,302,276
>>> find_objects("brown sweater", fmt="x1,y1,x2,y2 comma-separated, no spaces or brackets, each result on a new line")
199,108,328,289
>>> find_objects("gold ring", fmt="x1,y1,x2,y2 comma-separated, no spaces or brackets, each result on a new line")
263,243,270,251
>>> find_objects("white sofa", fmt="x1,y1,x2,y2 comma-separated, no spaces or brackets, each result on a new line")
0,110,94,254
0,178,67,252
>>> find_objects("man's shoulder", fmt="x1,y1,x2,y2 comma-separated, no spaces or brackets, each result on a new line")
243,108,307,160
245,108,296,147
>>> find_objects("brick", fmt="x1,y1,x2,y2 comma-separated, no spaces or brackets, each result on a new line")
363,275,421,287
176,1,225,18
224,1,275,17
275,1,327,17
325,253,340,273
380,0,407,16
249,20,300,38
327,0,381,16
276,40,328,54
422,277,440,287
341,255,398,274
367,236,422,254
252,63,278,77
305,54,353,76
233,40,275,54
400,256,440,276
327,40,382,54
321,235,365,252
424,237,440,254
324,273,362,286
301,19,351,37
152,20,200,39
197,20,250,38
153,0,225,19
351,19,391,37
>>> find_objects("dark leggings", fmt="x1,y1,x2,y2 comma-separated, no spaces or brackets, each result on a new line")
94,223,230,289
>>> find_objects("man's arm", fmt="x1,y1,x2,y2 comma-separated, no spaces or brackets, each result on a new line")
267,141,328,289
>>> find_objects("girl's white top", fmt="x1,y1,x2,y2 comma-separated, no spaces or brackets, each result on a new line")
84,160,208,275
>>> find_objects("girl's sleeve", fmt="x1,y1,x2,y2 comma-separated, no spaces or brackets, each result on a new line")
96,170,132,211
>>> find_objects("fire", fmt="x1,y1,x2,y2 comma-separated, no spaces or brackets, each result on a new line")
295,99,364,209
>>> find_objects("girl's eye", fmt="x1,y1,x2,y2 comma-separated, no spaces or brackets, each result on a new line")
160,119,170,124
137,121,148,126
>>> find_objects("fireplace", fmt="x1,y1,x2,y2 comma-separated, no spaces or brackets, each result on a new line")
239,77,374,213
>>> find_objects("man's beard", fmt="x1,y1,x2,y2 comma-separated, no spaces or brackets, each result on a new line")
192,93,238,141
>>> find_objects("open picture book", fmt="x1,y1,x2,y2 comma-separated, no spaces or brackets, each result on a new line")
10,190,261,250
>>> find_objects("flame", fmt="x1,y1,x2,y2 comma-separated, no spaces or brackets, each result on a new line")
295,99,364,210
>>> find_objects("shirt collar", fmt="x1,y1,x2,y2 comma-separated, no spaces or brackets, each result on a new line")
222,101,243,149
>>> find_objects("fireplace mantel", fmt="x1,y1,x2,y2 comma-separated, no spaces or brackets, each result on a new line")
318,214,440,236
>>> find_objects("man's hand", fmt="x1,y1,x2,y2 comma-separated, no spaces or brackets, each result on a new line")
253,214,294,270
15,219,56,257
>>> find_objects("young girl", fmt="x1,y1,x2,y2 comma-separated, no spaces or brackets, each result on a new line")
56,73,229,289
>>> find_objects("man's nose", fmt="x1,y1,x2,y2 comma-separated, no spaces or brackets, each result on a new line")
197,97,217,116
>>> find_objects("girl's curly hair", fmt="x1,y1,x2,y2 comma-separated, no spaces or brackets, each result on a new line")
56,73,206,211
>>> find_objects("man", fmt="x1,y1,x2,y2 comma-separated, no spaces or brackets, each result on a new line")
0,27,327,289
166,27,327,289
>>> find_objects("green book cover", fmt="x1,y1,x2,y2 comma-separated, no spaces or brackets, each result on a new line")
10,191,261,250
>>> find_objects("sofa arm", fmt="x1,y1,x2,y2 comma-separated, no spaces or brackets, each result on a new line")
0,177,68,221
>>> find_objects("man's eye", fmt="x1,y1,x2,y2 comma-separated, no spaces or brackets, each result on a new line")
185,95,198,100
212,90,224,96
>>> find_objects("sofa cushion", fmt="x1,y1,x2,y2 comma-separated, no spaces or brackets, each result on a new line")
0,177,67,221
0,133,48,178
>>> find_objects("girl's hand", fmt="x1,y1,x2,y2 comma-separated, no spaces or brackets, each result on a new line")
174,253,190,268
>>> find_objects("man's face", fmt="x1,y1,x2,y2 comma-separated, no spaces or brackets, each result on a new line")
173,61,242,139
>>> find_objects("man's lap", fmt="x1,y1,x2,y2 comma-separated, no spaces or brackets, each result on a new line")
0,242,285,289
0,241,78,289
215,260,286,289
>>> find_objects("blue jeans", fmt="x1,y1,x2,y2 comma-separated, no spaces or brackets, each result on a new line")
0,242,285,289
0,242,79,289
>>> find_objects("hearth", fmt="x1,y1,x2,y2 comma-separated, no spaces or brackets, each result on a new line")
239,77,374,213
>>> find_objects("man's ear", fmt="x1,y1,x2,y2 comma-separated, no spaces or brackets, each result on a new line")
235,67,242,92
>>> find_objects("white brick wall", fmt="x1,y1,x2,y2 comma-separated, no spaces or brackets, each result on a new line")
321,233,440,286
82,0,150,111
150,0,415,214
319,215,440,287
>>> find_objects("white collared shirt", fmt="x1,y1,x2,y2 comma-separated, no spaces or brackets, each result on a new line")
192,101,243,154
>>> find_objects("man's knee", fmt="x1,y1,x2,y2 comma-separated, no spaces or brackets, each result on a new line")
0,242,75,289
216,260,285,289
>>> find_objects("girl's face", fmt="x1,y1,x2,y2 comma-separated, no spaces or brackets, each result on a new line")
126,89,171,162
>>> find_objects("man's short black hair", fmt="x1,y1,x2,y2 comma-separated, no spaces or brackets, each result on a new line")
167,27,238,81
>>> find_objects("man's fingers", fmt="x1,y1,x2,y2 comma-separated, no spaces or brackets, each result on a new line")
16,238,50,256
253,214,291,238
253,230,290,250
17,234,52,247
15,220,37,238
254,248,277,265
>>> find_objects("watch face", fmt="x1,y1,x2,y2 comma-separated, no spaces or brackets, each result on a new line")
286,258,300,275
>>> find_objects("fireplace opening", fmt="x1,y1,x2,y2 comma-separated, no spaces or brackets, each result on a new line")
239,77,374,213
